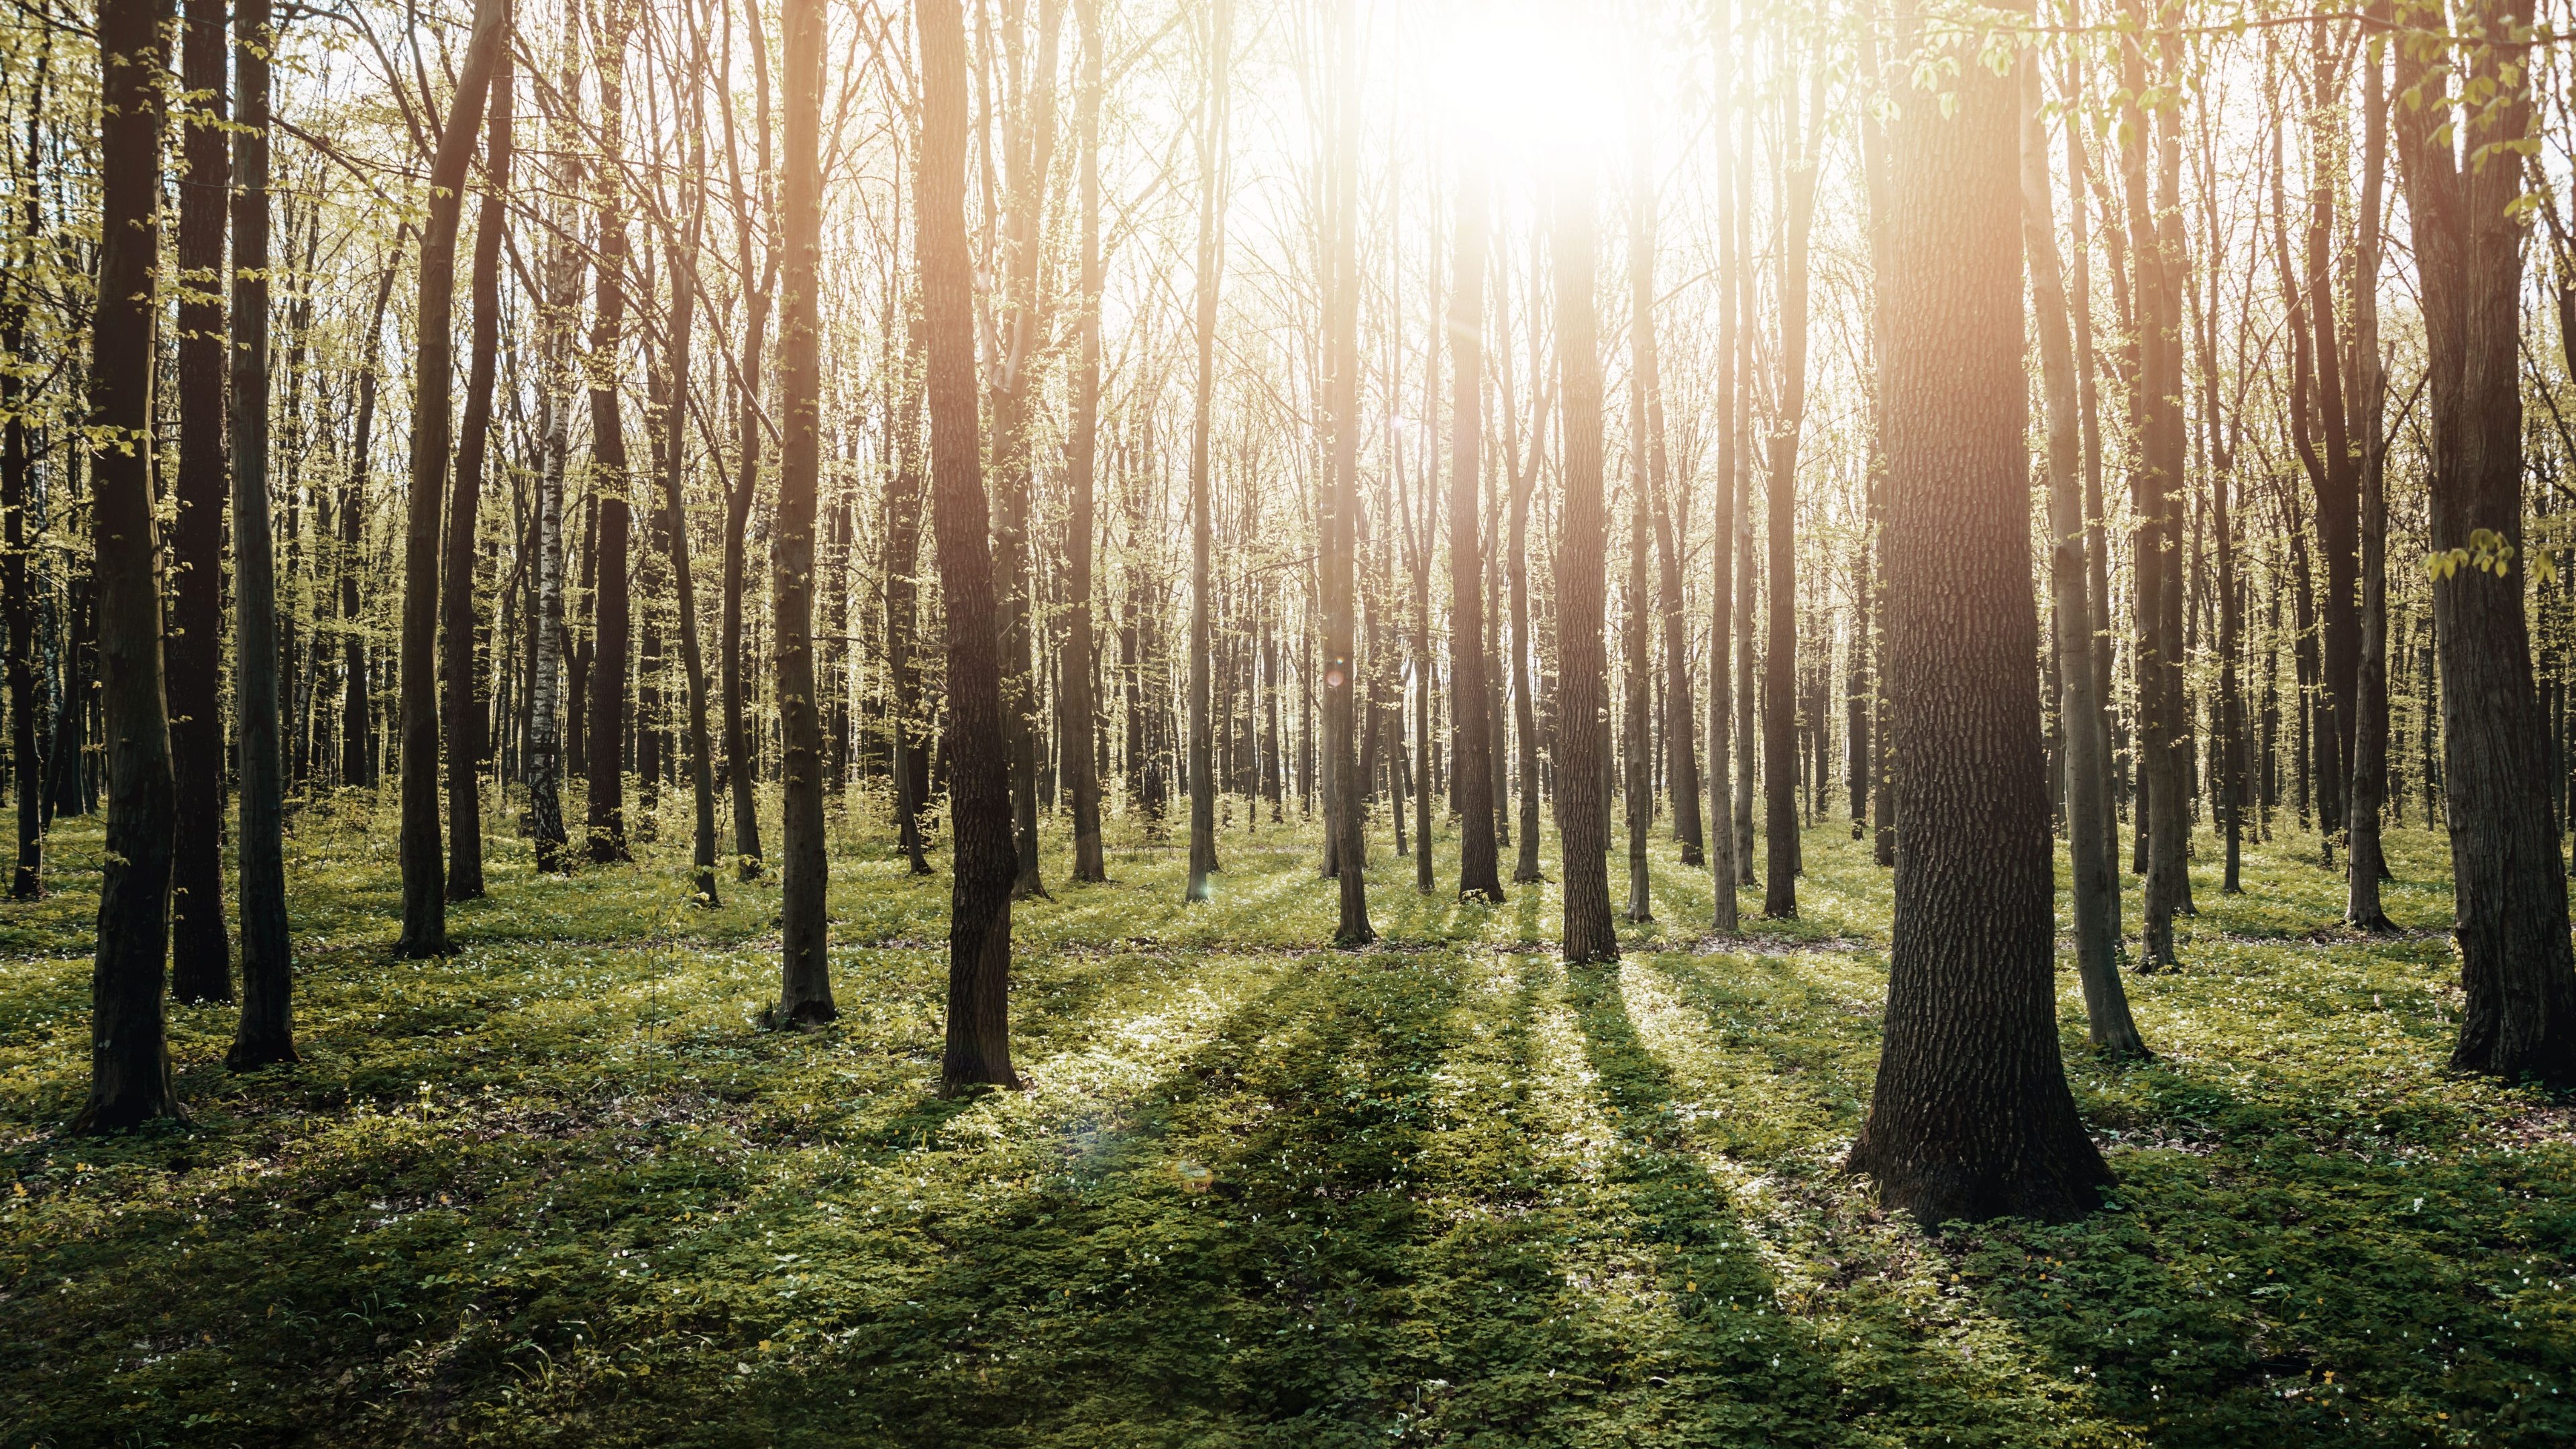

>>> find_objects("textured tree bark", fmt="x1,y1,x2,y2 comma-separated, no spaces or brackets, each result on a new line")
2393,0,2575,1084
1061,0,1107,883
768,0,835,1026
583,0,637,868
1848,6,2108,1223
169,0,232,1001
3,68,46,899
443,41,512,904
226,0,294,1067
1322,0,1372,945
1448,156,1502,903
394,0,507,959
1763,71,1821,918
1184,0,1232,904
919,0,1017,1085
1553,168,1615,966
2023,61,2145,1058
78,0,188,1131
225,0,294,1069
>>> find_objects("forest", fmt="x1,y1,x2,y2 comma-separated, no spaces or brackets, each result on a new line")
3,0,2575,1442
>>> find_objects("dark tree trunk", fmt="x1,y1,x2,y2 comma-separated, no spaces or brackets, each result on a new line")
1621,152,1655,923
1061,0,1106,883
169,0,231,1001
392,0,506,959
1448,155,1501,902
227,0,294,1067
78,0,188,1132
2346,40,2394,931
584,2,635,867
1848,1,2108,1220
657,121,718,906
443,40,511,904
2394,0,2576,1083
918,0,1016,1085
1552,167,1615,965
768,0,835,1026
3,64,46,899
1709,5,1743,926
722,273,769,876
887,311,931,875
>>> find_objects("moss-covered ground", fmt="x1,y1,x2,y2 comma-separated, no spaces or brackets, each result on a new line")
3,790,2571,1447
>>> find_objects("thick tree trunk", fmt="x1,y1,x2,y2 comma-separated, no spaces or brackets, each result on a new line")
2023,62,2145,1058
2394,1,2575,1084
226,0,294,1069
584,3,636,867
393,0,506,959
1848,3,2108,1220
78,0,187,1131
769,0,835,1025
169,0,231,1001
1553,168,1615,965
1448,156,1501,902
918,0,1016,1085
443,42,511,904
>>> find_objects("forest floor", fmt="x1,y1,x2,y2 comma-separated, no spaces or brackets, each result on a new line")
1,790,2572,1448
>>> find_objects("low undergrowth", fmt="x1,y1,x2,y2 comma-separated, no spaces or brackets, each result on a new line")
2,788,2569,1446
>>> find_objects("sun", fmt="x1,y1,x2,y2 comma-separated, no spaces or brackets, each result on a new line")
1424,0,1633,171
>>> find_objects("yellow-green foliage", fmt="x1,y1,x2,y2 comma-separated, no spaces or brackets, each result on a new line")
2,792,2571,1445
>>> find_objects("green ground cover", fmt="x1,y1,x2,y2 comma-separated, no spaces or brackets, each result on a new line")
2,792,2571,1446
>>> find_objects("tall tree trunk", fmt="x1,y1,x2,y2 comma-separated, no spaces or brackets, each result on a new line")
2023,60,2145,1058
1622,142,1656,922
1449,154,1501,902
887,310,931,875
169,0,231,1001
78,0,187,1131
718,16,775,881
2392,0,2575,1084
1763,66,1822,918
394,0,507,959
1322,0,1372,945
1553,166,1615,965
660,121,718,906
584,0,636,867
3,56,47,900
1184,0,1232,904
2345,30,2394,930
227,0,293,1067
769,0,834,1024
918,0,1016,1085
1509,420,1543,885
444,40,511,903
1061,0,1106,883
1707,0,1741,928
1849,2,2108,1220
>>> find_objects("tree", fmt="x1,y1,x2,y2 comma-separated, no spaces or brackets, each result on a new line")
584,0,638,868
2023,58,2145,1058
1707,0,1740,931
1847,18,2108,1222
169,0,231,1002
225,0,294,1070
392,0,508,960
2344,23,2394,932
1448,152,1502,904
77,0,186,1132
918,0,1018,1087
1763,62,1823,920
769,0,833,1026
2390,0,2576,1084
656,83,719,908
1553,164,1615,966
2,47,48,901
1321,0,1372,947
1622,137,1655,925
1185,0,1234,904
1060,0,1108,884
443,36,513,904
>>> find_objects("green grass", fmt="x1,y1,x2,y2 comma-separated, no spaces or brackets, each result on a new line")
3,786,2571,1446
